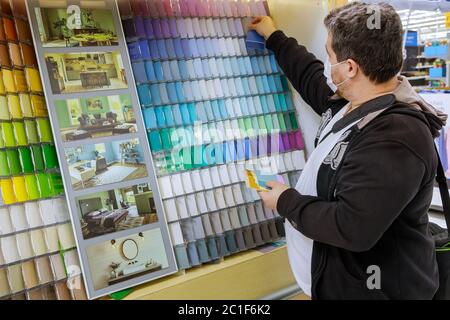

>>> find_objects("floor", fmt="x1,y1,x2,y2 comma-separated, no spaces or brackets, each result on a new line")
60,78,128,94
288,293,311,300
43,40,79,48
72,163,147,191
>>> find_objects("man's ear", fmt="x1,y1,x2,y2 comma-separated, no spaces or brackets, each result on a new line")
346,59,359,78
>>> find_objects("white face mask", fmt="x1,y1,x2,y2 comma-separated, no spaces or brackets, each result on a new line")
324,57,349,93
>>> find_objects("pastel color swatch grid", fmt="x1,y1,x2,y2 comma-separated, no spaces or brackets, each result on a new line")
0,0,64,205
0,0,85,300
120,0,306,269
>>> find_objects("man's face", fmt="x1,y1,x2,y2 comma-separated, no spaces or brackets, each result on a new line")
325,33,350,96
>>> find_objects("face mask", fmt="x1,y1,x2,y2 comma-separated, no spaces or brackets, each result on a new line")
324,57,349,93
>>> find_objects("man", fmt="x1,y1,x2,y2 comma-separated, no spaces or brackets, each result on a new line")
250,2,446,299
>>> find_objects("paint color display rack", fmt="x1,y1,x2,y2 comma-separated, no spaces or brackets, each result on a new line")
0,0,86,300
0,198,86,300
27,0,179,299
0,0,63,205
119,0,306,270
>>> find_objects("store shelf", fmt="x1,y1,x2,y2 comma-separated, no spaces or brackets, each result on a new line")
417,55,446,59
414,65,433,69
406,75,430,80
102,245,296,300
429,76,447,80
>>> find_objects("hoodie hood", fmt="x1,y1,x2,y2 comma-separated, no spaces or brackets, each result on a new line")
393,76,448,137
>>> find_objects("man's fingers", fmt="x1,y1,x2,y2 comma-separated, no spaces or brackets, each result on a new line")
252,16,264,23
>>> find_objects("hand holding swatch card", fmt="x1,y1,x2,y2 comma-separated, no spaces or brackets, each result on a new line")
243,17,266,51
245,169,285,191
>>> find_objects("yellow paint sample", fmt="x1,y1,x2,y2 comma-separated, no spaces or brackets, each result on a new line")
328,0,348,10
1,178,16,204
25,68,43,93
30,94,47,117
7,94,22,119
19,94,33,118
13,69,28,92
0,95,10,120
12,176,28,202
2,69,16,93
0,70,6,95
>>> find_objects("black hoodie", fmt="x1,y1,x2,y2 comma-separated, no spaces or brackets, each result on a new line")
267,30,444,299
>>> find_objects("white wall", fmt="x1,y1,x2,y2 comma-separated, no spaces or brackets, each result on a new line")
268,0,330,156
86,228,169,290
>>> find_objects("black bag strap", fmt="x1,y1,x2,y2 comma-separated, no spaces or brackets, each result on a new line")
434,145,450,230
353,102,450,230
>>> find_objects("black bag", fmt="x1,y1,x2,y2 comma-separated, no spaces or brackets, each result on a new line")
431,148,450,300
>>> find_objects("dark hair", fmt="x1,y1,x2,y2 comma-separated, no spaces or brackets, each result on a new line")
324,1,403,84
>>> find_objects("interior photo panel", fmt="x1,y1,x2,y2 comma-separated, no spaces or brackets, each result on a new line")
86,228,169,292
34,6,119,48
75,182,159,240
44,51,128,94
64,138,148,191
55,94,137,142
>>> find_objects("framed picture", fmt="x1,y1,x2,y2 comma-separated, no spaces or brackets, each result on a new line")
87,98,104,112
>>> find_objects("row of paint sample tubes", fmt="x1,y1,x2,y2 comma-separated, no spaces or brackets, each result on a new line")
163,153,304,268
0,7,64,205
0,0,86,300
118,0,269,18
0,196,86,300
120,0,302,270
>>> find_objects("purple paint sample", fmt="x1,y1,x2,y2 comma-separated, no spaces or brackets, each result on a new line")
152,19,163,38
294,131,304,150
135,16,146,38
122,18,137,38
282,133,291,151
160,18,171,38
144,18,155,39
168,17,179,37
258,136,267,157
250,137,258,159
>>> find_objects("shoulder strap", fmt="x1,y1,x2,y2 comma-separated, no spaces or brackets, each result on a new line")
434,146,450,229
358,104,450,230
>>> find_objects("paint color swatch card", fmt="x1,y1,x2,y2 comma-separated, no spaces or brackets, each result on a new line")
245,170,284,191
246,30,266,50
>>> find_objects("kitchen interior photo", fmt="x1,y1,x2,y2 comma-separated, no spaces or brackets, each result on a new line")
64,139,148,191
44,51,128,94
